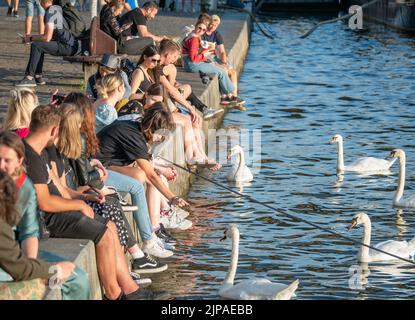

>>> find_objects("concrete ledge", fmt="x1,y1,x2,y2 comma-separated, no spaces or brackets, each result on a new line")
40,238,102,300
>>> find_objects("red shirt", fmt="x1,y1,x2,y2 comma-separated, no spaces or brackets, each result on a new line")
15,128,30,139
183,36,208,63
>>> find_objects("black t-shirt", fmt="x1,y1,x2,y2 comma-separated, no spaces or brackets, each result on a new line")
97,120,151,167
23,141,62,197
120,8,147,37
202,30,224,46
45,145,65,178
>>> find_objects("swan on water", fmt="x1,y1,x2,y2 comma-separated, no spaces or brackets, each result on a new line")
388,149,415,209
219,224,299,300
329,134,396,173
349,213,415,263
226,145,253,182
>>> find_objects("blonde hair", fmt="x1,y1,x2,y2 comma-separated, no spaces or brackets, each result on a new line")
57,103,83,160
5,88,38,131
95,72,123,99
211,15,221,23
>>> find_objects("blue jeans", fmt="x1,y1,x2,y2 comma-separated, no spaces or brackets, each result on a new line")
106,170,153,241
183,56,235,95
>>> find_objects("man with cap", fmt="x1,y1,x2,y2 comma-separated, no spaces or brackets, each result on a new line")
86,54,132,101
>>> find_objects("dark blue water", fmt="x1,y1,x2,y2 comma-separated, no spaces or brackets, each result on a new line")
153,14,415,299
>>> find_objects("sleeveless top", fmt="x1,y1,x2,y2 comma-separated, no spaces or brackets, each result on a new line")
135,66,153,94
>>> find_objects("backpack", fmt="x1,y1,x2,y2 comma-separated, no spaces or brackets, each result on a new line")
120,58,137,83
53,0,87,39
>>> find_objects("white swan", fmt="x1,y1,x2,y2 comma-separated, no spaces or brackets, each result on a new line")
349,213,415,262
330,134,396,173
219,224,299,300
226,145,253,182
389,149,415,209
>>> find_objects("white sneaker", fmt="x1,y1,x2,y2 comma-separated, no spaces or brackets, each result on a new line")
173,206,190,219
160,208,192,230
156,236,175,250
142,240,174,258
129,271,152,288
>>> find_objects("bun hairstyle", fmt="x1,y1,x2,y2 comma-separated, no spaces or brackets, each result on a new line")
5,88,38,131
0,171,19,226
95,72,123,99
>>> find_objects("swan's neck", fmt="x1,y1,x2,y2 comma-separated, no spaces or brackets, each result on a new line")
337,140,345,172
235,151,245,176
223,232,239,286
394,155,406,204
359,219,371,262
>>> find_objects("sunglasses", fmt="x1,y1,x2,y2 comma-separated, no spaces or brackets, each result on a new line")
197,27,207,32
151,58,161,63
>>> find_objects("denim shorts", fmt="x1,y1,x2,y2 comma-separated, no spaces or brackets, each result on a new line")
26,0,45,17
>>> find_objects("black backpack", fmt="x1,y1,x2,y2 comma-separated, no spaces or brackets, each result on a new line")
120,58,137,82
53,0,87,39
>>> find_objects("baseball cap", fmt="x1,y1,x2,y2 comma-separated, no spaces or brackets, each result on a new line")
100,54,121,70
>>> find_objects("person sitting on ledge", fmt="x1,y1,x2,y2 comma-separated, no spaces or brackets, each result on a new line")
202,14,240,100
100,0,154,55
86,54,131,101
182,19,245,106
0,131,90,300
119,1,166,43
16,0,79,87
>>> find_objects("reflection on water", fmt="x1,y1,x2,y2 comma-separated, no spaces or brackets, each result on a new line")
155,14,415,299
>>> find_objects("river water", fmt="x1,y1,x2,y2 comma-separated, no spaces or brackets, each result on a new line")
152,13,415,300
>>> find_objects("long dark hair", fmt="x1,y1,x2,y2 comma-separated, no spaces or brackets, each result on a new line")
0,171,20,226
64,92,100,157
142,102,175,143
138,44,160,65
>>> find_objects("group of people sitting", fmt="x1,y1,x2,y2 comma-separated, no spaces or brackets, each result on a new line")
2,1,244,300
15,0,244,106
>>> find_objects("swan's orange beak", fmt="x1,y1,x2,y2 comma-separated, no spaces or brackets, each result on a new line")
349,218,358,231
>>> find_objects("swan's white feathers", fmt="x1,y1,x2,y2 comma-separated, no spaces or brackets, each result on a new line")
220,279,298,300
345,157,396,172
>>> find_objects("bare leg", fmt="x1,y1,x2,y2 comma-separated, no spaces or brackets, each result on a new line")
229,69,238,96
107,221,138,295
25,16,33,35
172,113,202,162
38,15,45,35
95,227,123,299
14,0,19,11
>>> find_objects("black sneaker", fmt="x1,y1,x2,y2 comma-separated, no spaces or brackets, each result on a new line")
229,96,246,105
34,76,46,85
122,288,170,300
12,10,19,18
131,253,168,274
157,223,177,244
203,107,224,120
6,6,12,16
15,77,36,87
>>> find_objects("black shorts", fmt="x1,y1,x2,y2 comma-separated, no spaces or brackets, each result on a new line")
44,211,109,245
